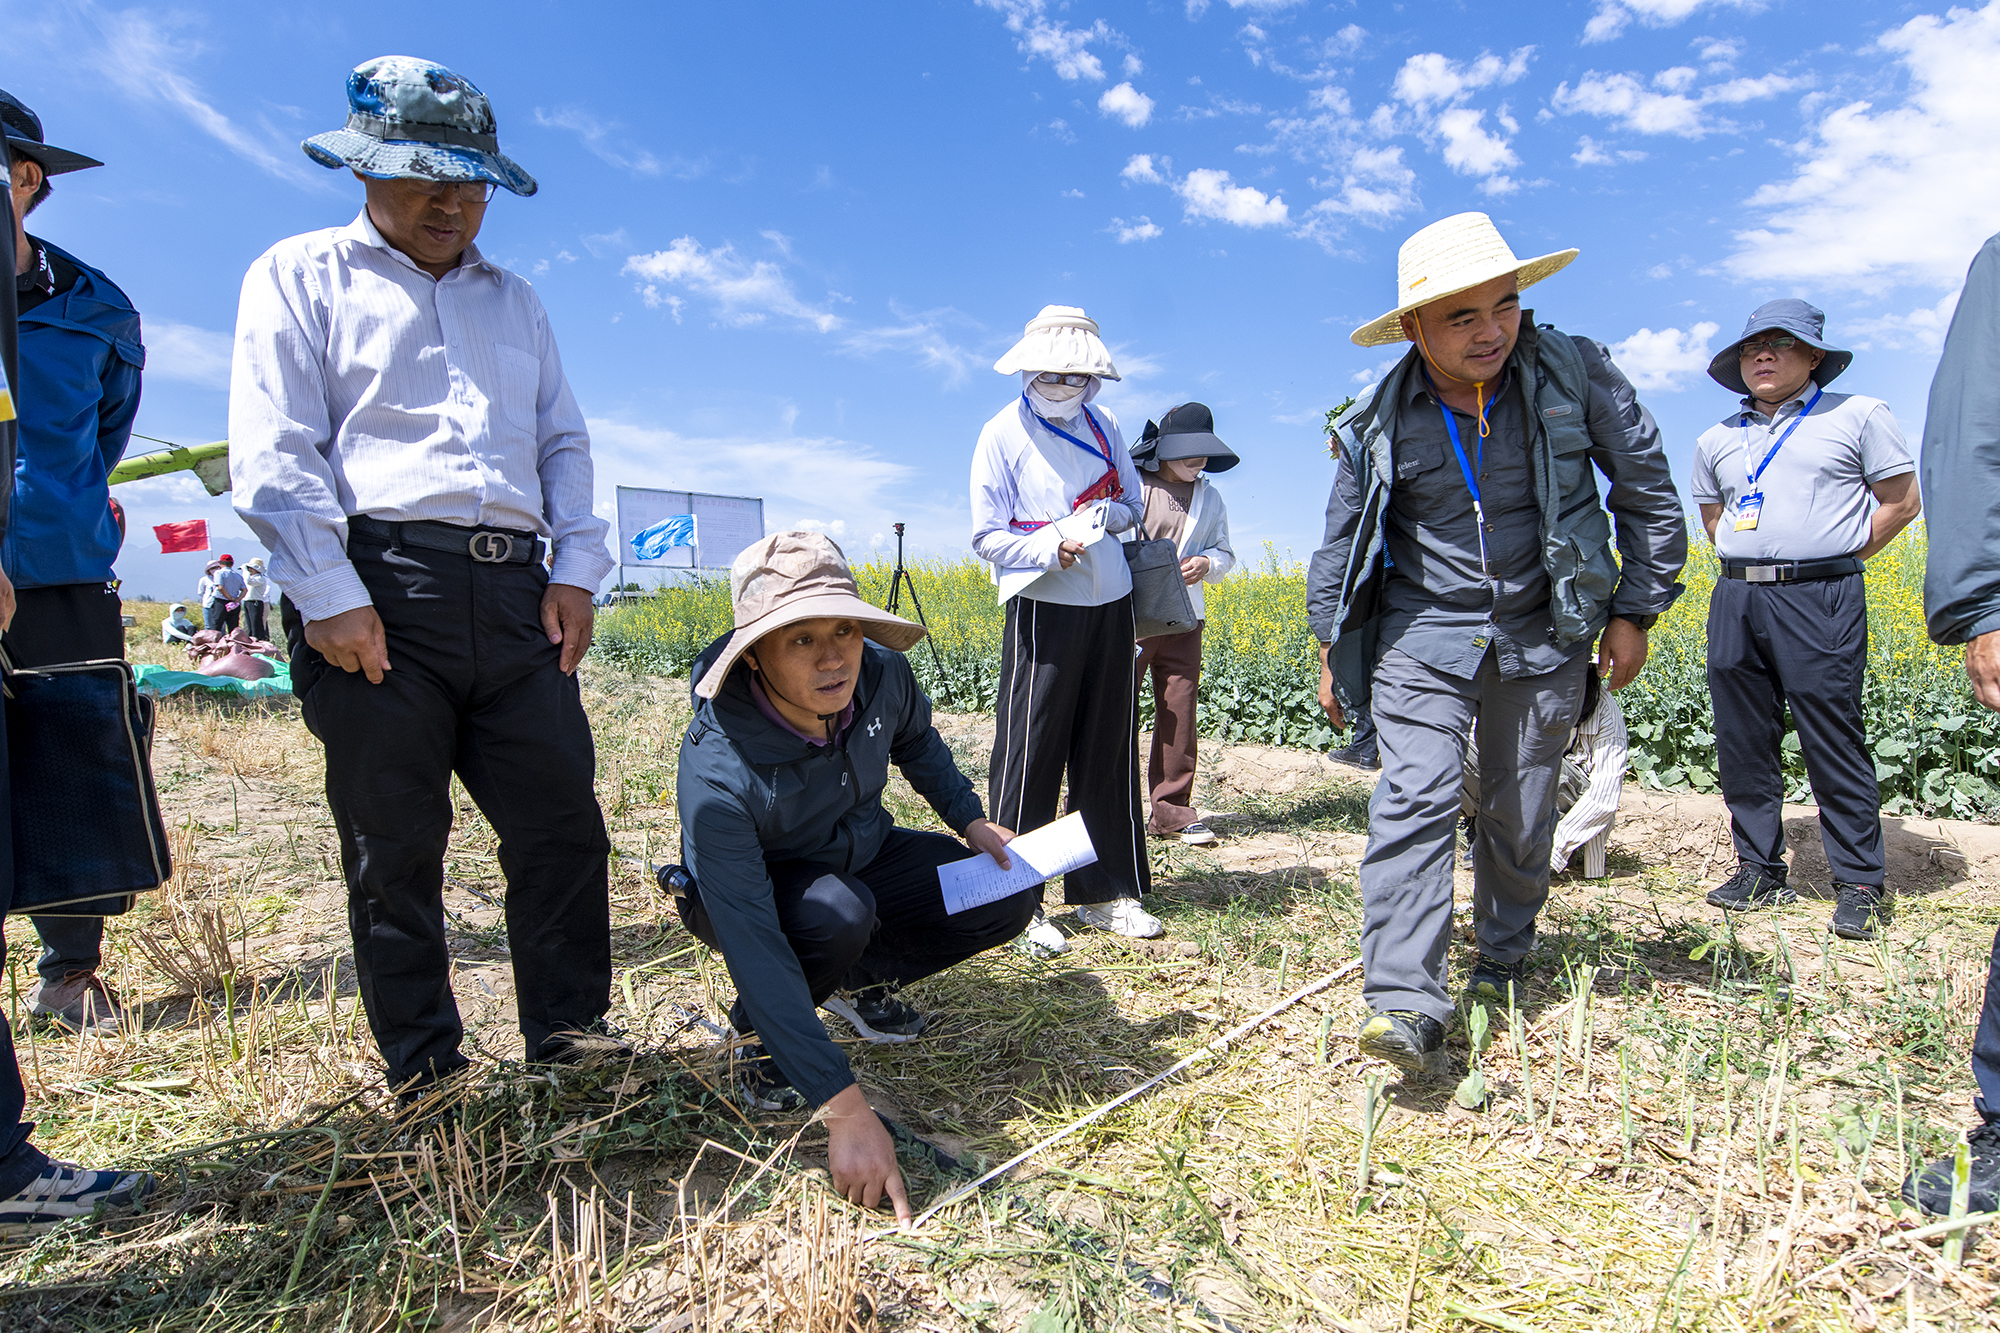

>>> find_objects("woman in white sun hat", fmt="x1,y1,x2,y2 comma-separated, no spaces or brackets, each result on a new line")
1306,212,1686,1076
970,305,1157,952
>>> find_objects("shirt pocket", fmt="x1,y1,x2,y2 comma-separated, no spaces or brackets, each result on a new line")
492,344,541,434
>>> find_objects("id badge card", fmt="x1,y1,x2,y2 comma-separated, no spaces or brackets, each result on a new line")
1734,490,1764,531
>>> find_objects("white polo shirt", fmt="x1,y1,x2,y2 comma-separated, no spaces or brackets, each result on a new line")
1689,388,1914,562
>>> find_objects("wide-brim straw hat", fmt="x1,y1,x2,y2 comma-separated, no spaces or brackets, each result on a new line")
694,531,927,700
993,305,1121,380
1350,212,1578,348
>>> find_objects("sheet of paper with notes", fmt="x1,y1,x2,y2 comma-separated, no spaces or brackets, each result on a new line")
936,812,1098,915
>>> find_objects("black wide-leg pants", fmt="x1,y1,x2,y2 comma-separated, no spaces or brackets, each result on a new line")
987,593,1151,905
285,535,612,1090
1707,571,1884,887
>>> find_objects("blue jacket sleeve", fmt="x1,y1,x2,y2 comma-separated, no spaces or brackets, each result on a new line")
1924,232,2000,645
1307,440,1363,645
886,658,985,834
97,327,142,481
677,740,857,1108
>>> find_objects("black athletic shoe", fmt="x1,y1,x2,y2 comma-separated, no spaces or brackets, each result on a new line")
824,988,927,1043
1328,738,1381,771
1831,881,1892,941
1705,864,1796,912
536,1022,634,1067
733,1043,808,1114
1904,1120,2000,1216
1357,1010,1446,1074
1462,954,1528,1006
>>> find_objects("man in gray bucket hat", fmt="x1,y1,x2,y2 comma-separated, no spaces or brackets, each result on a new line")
1690,299,1921,939
231,56,618,1111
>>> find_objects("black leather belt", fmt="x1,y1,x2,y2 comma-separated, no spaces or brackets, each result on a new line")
1721,557,1863,584
348,514,544,565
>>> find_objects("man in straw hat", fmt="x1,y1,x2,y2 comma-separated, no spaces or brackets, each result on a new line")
971,304,1157,954
230,57,618,1108
670,532,1036,1221
1692,300,1917,939
1309,212,1686,1072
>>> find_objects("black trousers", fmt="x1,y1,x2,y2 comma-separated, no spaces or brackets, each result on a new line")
1707,572,1884,886
679,827,1037,1040
285,536,612,1089
242,599,269,642
988,594,1151,905
6,583,123,983
204,601,239,633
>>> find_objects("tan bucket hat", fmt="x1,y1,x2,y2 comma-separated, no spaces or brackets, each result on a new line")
993,305,1122,379
694,531,926,700
1350,212,1578,348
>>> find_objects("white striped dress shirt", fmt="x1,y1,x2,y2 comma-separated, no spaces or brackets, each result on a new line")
228,209,613,623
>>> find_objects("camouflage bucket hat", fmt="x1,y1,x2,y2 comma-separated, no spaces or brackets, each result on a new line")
304,55,537,197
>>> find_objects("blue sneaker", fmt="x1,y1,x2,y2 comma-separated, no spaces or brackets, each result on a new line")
0,1160,154,1236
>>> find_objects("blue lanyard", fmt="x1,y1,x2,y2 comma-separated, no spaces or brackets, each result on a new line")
1740,384,1823,486
1422,370,1484,514
1023,392,1113,465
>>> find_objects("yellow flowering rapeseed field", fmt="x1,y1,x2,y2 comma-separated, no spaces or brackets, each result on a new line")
594,523,1997,818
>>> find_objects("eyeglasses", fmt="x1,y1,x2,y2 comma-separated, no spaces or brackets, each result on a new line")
1035,372,1093,387
1740,336,1798,356
402,179,496,203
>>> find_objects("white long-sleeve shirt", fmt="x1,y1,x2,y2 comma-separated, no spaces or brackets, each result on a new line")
969,396,1144,606
1149,474,1236,619
228,209,613,623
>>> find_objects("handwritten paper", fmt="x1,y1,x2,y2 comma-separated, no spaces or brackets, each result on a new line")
938,812,1098,915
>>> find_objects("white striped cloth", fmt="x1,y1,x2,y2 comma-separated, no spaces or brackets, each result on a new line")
1460,684,1629,872
228,209,613,623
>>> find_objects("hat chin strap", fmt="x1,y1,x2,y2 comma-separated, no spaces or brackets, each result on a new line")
751,661,840,744
1411,317,1492,441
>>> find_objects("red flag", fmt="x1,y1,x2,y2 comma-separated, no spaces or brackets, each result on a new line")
154,520,209,554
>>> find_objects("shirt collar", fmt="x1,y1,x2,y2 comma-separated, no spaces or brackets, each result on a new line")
14,237,52,300
1739,388,1816,421
1406,355,1515,408
339,208,502,283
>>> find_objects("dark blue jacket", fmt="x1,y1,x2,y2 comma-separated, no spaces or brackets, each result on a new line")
1925,232,2000,645
10,238,143,589
677,638,984,1107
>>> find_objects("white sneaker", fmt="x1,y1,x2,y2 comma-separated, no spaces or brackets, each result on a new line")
1020,907,1069,956
1076,898,1164,938
1177,822,1217,846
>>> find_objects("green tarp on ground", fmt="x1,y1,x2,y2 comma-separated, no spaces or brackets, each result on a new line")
134,658,292,699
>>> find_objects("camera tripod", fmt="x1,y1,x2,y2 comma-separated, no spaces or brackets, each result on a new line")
883,523,952,703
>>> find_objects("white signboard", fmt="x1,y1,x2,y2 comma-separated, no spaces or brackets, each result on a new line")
615,486,764,571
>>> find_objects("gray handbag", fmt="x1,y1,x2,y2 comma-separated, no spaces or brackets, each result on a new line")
1123,538,1199,640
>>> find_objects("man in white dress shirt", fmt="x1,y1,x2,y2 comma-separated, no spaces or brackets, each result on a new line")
230,57,619,1106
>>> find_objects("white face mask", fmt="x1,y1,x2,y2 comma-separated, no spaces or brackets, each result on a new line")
1023,371,1096,419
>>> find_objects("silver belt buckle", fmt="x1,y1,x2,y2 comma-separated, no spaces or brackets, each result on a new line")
468,531,515,563
1745,565,1780,584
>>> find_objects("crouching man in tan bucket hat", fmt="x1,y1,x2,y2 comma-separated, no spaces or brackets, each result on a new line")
667,532,1037,1220
1307,212,1687,1073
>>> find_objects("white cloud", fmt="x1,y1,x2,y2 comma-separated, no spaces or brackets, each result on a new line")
1695,37,1743,70
1551,67,1803,138
1573,135,1647,165
534,107,692,178
623,238,840,332
1098,82,1156,128
1175,168,1289,227
1389,50,1533,188
1222,0,1306,8
1122,153,1166,184
1326,24,1367,56
1434,107,1518,177
145,322,234,389
1653,66,1698,92
1124,54,1144,76
1582,0,1760,46
976,0,1110,81
1847,292,1962,354
1725,1,2000,293
1108,216,1164,242
1391,49,1533,108
838,315,981,385
1608,322,1721,392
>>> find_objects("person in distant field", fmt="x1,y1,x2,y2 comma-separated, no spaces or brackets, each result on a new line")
970,305,1157,954
1907,229,2000,1216
1690,300,1920,940
240,557,271,641
161,602,197,644
230,56,618,1106
1129,403,1237,846
1309,212,1686,1074
669,531,1036,1223
198,554,245,632
3,87,144,1039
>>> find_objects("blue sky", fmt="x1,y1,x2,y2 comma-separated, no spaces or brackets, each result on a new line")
14,0,1996,599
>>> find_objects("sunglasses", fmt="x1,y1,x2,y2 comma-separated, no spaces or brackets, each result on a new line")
1740,336,1799,356
402,179,496,203
1034,372,1094,387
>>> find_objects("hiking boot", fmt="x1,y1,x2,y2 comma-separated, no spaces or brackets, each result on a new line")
1831,881,1892,941
1903,1120,2000,1216
823,988,927,1044
733,1043,808,1114
1076,898,1165,939
1462,954,1528,1007
1175,821,1218,846
1705,865,1796,912
1328,738,1380,771
1357,1011,1446,1075
0,1160,154,1236
536,1022,634,1067
1020,907,1069,956
27,971,125,1035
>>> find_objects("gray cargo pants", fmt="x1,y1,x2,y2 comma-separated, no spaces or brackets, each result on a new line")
1360,646,1590,1022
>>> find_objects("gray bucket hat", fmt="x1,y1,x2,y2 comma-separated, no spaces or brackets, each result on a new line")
1707,298,1852,395
0,90,102,176
304,56,537,197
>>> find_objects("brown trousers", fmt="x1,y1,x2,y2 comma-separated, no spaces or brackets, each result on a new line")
1135,623,1203,834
